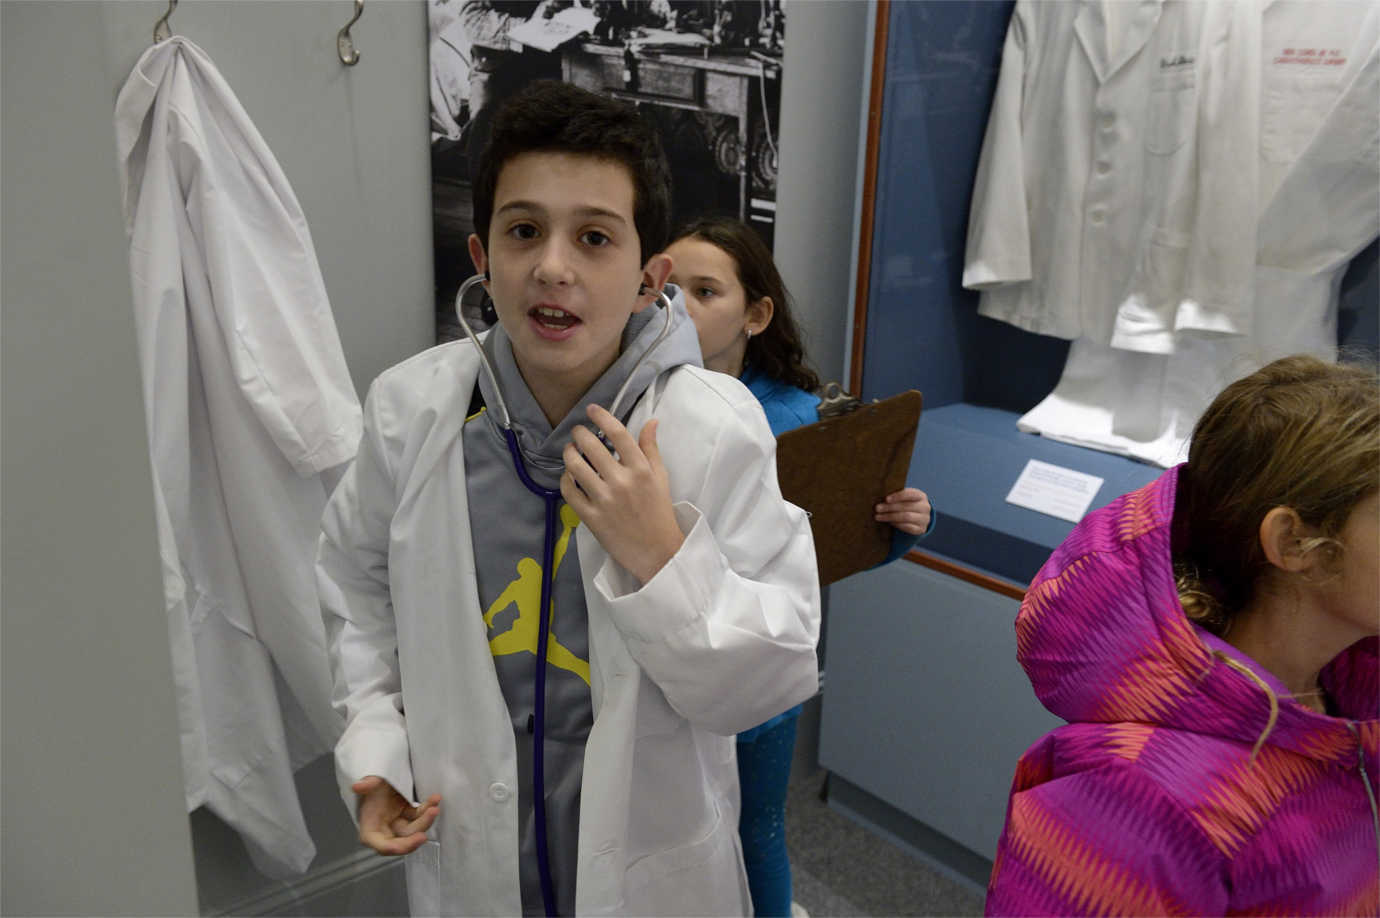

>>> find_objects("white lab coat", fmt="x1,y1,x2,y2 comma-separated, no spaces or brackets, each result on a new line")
115,37,361,876
1012,0,1380,467
318,341,821,916
964,0,1259,352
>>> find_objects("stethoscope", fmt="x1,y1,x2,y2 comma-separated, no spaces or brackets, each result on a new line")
453,273,674,917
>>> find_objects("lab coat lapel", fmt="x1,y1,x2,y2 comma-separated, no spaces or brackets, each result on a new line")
115,43,171,231
574,366,661,717
573,498,637,915
572,379,657,915
1075,0,1163,84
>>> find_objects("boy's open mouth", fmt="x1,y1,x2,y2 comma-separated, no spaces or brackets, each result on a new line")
529,305,580,331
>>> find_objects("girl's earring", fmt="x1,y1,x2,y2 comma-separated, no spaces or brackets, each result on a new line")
744,328,753,338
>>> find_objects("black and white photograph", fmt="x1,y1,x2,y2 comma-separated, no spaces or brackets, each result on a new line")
429,0,787,341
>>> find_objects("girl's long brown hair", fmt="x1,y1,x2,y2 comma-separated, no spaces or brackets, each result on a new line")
672,217,820,392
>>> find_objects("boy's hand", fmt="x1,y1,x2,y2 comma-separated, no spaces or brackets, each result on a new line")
562,404,685,586
352,775,441,857
875,487,931,535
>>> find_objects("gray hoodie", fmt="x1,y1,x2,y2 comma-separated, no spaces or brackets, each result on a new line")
461,287,703,915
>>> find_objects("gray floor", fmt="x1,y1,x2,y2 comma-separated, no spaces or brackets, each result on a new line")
785,768,986,918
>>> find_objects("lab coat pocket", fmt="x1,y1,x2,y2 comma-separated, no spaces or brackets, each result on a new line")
1143,227,1190,303
404,840,442,917
623,804,745,916
186,577,256,638
1113,228,1190,354
1145,70,1197,155
1262,71,1338,164
186,583,215,628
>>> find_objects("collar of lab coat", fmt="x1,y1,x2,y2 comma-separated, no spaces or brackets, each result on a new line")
114,37,228,233
1074,0,1163,83
114,39,178,174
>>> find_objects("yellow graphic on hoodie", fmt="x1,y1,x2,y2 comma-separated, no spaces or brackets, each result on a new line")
484,504,590,685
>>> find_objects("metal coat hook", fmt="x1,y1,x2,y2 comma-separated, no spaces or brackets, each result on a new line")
153,0,177,43
337,0,363,66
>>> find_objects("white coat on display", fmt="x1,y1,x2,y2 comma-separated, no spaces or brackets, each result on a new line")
1011,0,1380,467
963,0,1260,353
115,37,361,876
318,341,822,916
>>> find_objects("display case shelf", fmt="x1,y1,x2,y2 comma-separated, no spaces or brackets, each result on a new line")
907,402,1161,588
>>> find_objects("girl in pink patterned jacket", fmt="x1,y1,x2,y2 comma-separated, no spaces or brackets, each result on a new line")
987,355,1379,916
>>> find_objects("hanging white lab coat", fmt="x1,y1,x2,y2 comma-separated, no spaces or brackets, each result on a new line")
963,0,1259,353
1013,0,1379,467
318,342,821,916
115,37,361,876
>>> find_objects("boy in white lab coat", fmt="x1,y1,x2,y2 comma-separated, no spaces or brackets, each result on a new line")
318,80,821,916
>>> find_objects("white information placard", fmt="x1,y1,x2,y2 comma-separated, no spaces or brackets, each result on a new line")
1005,459,1105,523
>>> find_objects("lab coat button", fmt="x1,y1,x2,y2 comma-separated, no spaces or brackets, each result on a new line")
1099,112,1115,130
489,782,510,802
1090,208,1106,224
1095,161,1111,176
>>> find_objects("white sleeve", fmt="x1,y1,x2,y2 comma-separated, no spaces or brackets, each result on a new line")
317,386,414,818
963,2,1034,290
591,398,821,737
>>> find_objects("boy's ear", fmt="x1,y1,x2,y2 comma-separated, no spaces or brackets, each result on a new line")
467,234,489,281
746,295,774,336
1258,506,1316,573
634,253,674,313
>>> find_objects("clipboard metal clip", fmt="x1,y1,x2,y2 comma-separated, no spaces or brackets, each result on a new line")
816,381,863,419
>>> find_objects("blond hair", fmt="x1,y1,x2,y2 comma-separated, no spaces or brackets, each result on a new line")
1173,355,1379,633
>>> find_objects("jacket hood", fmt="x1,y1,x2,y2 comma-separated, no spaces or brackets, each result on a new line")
476,284,703,484
1018,466,1378,767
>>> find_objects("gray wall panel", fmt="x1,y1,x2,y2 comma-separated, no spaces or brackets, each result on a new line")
820,561,1062,862
1,3,199,914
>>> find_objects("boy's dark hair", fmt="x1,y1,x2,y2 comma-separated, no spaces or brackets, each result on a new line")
673,217,820,393
472,80,672,265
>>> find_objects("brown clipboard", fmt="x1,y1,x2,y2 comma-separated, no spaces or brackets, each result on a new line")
775,390,923,587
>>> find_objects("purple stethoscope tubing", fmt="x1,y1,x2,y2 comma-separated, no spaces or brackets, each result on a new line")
502,425,562,916
454,275,672,916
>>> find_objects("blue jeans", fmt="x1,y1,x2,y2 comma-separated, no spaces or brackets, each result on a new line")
736,714,799,917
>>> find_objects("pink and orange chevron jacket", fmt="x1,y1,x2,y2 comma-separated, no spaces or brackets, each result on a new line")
986,467,1379,916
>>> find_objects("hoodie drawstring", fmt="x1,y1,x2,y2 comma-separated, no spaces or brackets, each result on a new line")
1217,657,1379,876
